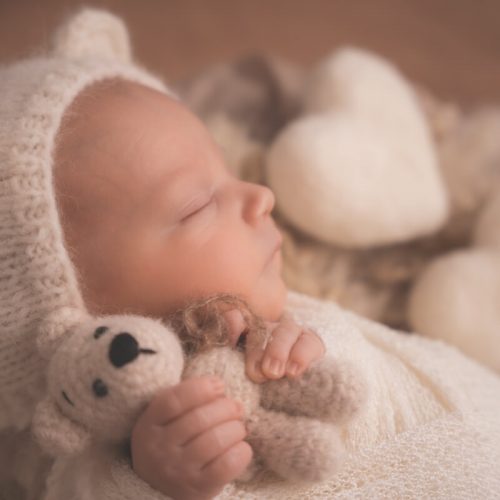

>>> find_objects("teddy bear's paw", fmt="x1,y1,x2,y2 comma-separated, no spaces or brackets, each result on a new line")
250,411,345,482
408,249,500,373
292,357,369,424
266,47,448,247
260,356,368,424
316,358,369,424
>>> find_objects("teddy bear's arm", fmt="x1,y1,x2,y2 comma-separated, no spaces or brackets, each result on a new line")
260,357,368,424
244,408,344,482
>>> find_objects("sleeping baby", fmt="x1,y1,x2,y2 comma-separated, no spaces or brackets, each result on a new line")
1,7,500,500
52,71,329,498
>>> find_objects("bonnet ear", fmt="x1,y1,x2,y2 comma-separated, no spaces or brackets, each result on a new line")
32,398,90,457
50,7,132,63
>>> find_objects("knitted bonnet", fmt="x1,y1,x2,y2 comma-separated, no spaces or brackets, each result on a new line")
0,7,175,431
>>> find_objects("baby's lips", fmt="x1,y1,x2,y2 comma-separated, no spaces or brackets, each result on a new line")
222,308,247,347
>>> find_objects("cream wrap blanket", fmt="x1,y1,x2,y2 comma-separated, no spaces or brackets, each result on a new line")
44,290,500,500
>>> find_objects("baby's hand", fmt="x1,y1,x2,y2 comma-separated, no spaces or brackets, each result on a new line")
224,310,326,383
130,375,252,500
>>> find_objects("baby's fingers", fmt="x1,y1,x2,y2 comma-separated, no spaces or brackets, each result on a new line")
140,376,225,427
222,308,247,348
286,329,326,378
199,441,253,493
245,313,301,382
244,345,268,384
163,397,244,446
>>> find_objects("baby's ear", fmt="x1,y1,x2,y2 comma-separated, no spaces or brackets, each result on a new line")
50,7,132,63
32,398,90,457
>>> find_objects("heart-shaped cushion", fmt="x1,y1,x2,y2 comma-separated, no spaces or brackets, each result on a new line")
407,249,500,373
408,190,500,373
266,47,449,247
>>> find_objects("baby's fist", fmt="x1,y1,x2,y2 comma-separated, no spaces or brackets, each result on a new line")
131,376,253,499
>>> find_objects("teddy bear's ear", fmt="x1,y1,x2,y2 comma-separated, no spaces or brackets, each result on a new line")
37,307,90,360
50,7,132,63
32,398,91,457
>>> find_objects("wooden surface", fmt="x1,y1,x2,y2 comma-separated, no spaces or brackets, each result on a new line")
1,0,499,107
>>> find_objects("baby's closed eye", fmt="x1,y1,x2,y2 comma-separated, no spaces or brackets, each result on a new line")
180,195,215,223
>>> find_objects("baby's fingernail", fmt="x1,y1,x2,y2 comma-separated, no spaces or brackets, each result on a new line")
286,362,300,377
248,361,267,383
262,358,282,377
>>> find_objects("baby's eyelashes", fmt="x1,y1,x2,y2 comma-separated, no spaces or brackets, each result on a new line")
179,195,214,223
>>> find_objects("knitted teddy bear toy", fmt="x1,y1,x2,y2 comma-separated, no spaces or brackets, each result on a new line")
32,295,368,483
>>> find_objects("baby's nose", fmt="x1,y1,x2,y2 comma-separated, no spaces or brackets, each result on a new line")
244,183,275,223
109,332,139,367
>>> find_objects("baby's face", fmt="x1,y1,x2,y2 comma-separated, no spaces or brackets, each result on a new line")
54,80,287,322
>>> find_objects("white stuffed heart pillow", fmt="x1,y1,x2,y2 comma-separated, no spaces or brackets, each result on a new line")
266,47,449,248
408,190,500,373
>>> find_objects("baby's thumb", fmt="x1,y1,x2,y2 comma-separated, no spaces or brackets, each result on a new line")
222,309,247,348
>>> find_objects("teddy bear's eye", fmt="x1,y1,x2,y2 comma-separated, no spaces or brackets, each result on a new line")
94,325,109,339
92,378,108,398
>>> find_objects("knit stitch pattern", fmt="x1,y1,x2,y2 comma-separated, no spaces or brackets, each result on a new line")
0,8,170,432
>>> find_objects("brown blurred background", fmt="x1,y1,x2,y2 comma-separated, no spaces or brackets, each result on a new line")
1,0,499,107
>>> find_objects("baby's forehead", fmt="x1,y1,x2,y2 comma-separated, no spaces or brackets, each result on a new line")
55,79,223,216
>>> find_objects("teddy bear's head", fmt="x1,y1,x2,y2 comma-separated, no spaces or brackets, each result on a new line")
33,311,184,456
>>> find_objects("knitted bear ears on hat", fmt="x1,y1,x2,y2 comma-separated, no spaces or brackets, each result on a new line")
50,7,132,63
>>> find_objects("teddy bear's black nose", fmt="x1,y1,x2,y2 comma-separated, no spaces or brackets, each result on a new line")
109,332,139,367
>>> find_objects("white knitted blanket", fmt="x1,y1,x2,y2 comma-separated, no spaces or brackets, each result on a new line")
41,290,500,500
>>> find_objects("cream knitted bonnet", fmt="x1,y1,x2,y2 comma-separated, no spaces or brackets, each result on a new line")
0,7,175,431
